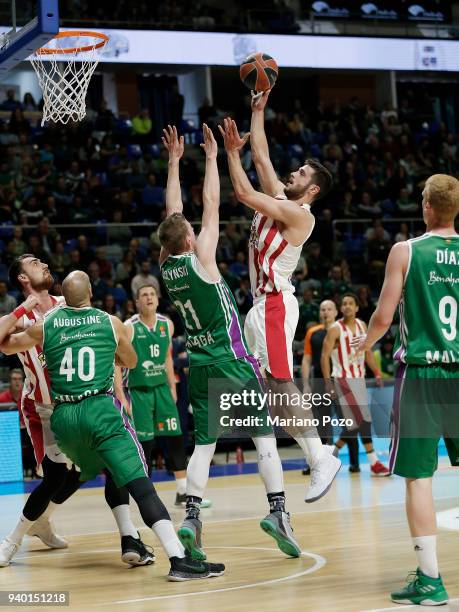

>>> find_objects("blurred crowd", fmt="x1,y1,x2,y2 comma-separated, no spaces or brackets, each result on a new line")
5,0,299,34
0,84,458,376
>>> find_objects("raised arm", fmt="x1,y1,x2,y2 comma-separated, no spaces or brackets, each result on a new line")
250,90,285,197
219,118,312,231
112,316,137,369
162,125,184,217
0,295,38,345
195,124,220,278
357,242,408,351
0,320,43,354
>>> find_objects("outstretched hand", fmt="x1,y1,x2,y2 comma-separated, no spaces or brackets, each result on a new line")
218,118,250,153
251,88,271,111
200,123,218,159
162,125,184,161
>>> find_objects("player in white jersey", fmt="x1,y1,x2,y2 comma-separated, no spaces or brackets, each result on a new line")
0,255,153,568
321,293,390,476
219,115,341,503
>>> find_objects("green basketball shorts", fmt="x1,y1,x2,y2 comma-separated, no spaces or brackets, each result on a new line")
126,384,182,441
390,363,459,478
189,354,272,445
50,394,148,487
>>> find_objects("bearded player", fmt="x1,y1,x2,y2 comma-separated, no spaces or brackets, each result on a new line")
355,174,459,605
0,256,152,568
219,116,340,502
158,124,302,561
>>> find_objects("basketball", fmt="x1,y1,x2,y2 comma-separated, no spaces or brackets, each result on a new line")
239,52,278,92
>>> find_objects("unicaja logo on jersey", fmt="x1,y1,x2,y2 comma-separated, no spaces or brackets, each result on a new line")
159,325,167,337
141,360,159,377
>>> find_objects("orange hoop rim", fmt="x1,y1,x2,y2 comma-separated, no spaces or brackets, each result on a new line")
34,31,109,55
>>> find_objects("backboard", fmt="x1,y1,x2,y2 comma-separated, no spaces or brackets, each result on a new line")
0,0,59,76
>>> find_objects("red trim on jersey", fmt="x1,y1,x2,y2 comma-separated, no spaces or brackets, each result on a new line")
342,321,357,378
253,215,267,292
265,292,291,378
258,222,279,294
264,234,288,292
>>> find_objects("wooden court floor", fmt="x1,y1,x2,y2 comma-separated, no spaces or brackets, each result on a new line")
1,464,459,612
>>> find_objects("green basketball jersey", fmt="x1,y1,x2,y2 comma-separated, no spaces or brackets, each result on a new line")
160,252,250,366
125,313,170,388
394,233,459,365
43,305,118,403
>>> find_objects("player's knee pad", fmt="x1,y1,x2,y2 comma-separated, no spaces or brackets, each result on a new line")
23,457,70,521
165,435,187,472
104,470,129,508
252,435,277,456
125,477,170,527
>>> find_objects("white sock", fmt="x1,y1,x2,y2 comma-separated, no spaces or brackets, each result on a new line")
111,504,138,538
8,514,33,545
186,442,216,497
253,436,284,492
413,536,439,578
40,502,58,521
294,434,324,465
366,451,378,466
153,520,185,559
175,477,186,495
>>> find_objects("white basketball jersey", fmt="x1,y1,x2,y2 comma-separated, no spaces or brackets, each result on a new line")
248,195,314,298
17,295,64,404
331,318,366,378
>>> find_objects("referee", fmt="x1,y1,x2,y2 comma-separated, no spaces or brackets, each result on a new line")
301,300,338,445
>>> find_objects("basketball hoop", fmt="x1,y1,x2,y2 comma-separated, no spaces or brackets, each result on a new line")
30,31,109,126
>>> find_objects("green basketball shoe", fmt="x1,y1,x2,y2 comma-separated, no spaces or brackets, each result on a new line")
391,568,448,606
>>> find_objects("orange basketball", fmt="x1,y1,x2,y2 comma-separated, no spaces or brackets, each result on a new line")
239,52,278,92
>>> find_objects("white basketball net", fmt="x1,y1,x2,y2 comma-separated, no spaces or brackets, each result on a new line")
30,32,108,126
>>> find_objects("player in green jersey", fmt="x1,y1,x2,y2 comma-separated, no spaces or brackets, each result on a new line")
157,124,301,561
115,283,210,508
0,270,225,581
355,174,459,606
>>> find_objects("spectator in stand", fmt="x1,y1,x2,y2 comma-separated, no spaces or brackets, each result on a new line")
1,89,21,111
0,367,23,407
0,281,16,315
102,293,122,319
358,191,382,217
108,209,133,244
306,242,329,280
132,109,153,142
95,246,114,281
115,250,138,290
65,249,81,275
395,221,411,243
77,234,95,268
65,160,84,192
88,261,109,307
121,298,136,321
7,227,27,258
229,251,248,278
297,288,319,339
355,286,375,324
22,92,37,111
37,217,59,254
395,187,419,216
131,259,161,297
323,264,352,298
364,219,391,242
234,275,253,317
49,240,70,277
218,261,238,291
220,190,248,220
366,224,392,286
